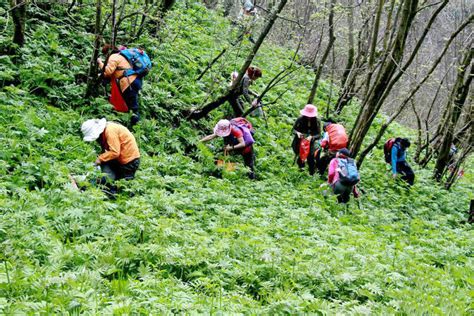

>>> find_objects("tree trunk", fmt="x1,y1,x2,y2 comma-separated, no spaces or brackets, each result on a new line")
85,0,102,99
188,0,289,121
433,45,473,181
411,99,423,162
352,1,463,159
355,15,470,167
111,0,117,48
349,0,419,156
415,75,445,163
335,1,355,114
335,16,371,115
307,0,336,105
362,0,385,99
11,0,27,48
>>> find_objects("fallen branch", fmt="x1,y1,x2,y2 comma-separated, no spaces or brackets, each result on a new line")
196,47,228,81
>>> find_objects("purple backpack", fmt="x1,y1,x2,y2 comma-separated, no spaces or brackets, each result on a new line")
231,119,255,146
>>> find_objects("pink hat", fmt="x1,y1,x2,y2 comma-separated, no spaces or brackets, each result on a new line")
214,119,231,137
300,104,318,117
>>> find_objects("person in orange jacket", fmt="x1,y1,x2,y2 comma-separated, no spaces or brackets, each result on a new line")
98,44,142,125
81,118,140,193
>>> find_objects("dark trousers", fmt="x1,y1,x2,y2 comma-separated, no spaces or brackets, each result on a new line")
315,150,336,176
98,158,140,196
122,78,142,125
333,181,353,203
292,136,317,175
240,147,255,179
396,161,415,185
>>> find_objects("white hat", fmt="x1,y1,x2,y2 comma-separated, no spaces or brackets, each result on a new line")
81,118,107,142
213,119,231,137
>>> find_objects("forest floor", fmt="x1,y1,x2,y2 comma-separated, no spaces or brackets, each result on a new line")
0,2,473,314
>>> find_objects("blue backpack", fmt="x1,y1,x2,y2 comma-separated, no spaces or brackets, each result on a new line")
338,158,360,186
119,48,152,78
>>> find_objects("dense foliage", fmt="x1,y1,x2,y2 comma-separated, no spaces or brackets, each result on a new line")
0,2,473,314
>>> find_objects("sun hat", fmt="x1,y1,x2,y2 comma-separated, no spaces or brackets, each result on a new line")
300,104,318,117
213,119,231,137
81,118,107,142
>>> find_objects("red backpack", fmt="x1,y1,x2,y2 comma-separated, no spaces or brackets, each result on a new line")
327,124,348,151
384,138,396,163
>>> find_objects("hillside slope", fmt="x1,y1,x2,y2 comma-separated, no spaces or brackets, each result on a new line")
0,3,473,314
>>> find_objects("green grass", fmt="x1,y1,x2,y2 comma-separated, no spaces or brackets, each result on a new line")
0,2,472,314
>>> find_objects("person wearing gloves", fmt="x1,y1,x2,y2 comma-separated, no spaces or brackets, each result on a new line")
201,118,256,179
81,118,140,187
292,104,321,175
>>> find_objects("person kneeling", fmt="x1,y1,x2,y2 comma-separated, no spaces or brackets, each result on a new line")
327,148,360,203
81,118,140,196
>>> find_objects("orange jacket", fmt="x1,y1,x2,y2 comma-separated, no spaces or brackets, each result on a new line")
100,53,138,92
98,122,140,164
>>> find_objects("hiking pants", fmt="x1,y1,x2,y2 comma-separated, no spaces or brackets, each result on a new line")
332,181,353,203
100,158,140,182
316,150,337,176
241,147,255,179
122,78,142,125
396,161,415,185
292,136,317,175
97,158,140,197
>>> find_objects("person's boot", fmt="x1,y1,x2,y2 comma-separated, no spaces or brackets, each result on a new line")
131,113,140,126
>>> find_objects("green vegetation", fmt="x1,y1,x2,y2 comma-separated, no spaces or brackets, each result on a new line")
0,2,473,314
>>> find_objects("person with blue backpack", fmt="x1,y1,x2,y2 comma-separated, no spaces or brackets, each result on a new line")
200,118,256,179
384,137,415,186
98,44,152,126
327,148,360,203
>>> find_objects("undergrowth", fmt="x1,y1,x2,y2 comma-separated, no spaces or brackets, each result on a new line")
0,2,472,314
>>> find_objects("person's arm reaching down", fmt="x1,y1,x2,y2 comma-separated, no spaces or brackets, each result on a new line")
98,132,121,162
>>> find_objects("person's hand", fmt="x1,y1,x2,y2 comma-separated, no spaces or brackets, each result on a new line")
95,158,101,165
354,189,360,198
224,145,233,153
296,132,303,139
